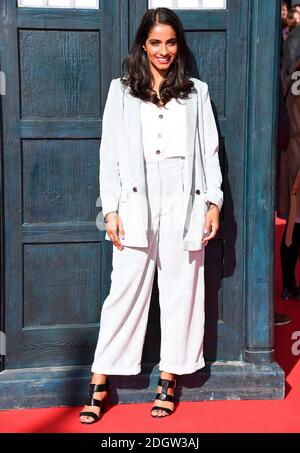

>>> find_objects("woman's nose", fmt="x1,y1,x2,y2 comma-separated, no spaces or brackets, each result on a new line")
159,44,168,55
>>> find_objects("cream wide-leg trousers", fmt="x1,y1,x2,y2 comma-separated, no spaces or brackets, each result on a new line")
92,157,205,376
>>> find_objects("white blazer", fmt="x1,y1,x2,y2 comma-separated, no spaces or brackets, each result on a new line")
98,76,223,251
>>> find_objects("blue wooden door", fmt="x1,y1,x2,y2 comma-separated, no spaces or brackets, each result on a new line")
0,0,127,370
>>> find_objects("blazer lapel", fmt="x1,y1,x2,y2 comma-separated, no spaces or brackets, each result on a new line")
183,86,198,207
185,85,198,159
123,88,146,189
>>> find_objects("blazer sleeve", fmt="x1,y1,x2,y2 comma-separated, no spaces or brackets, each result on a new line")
99,79,122,218
200,82,223,212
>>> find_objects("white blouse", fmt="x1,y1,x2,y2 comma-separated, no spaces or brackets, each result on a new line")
140,97,187,161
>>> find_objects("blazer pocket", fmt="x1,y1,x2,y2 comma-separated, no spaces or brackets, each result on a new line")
195,193,207,230
186,192,207,236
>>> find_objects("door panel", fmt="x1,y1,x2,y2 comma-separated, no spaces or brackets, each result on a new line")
19,30,101,119
186,30,226,117
22,140,99,223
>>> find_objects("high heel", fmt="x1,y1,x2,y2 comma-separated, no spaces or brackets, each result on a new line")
80,379,110,424
150,377,176,418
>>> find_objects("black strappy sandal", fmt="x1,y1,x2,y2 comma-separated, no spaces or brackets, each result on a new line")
150,377,176,418
80,380,110,424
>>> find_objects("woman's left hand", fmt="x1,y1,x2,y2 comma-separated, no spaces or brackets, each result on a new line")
202,203,220,246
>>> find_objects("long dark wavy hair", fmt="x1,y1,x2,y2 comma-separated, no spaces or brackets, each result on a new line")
121,8,194,107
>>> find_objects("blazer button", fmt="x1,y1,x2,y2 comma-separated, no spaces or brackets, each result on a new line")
133,186,138,192
156,150,161,154
195,189,200,195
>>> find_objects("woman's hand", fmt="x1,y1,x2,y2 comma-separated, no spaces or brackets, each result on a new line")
202,203,220,246
104,211,125,250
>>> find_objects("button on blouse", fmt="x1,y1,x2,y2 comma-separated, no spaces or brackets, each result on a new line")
140,97,187,161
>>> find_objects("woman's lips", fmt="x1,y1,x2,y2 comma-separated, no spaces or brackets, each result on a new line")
156,57,171,64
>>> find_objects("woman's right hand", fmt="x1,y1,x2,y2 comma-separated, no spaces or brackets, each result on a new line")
104,211,125,250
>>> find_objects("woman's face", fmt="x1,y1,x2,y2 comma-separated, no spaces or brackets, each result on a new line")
281,3,288,19
294,10,300,24
143,24,178,75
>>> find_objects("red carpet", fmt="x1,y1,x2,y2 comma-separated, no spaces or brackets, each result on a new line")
0,217,299,433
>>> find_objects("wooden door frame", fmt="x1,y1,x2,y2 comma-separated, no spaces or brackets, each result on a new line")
244,0,282,363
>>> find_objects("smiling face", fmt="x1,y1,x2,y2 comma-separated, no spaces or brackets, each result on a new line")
143,23,178,77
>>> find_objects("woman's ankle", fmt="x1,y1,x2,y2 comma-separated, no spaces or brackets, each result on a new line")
91,373,108,385
159,371,176,382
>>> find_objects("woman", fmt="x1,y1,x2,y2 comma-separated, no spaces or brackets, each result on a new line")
281,1,290,41
80,7,223,424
